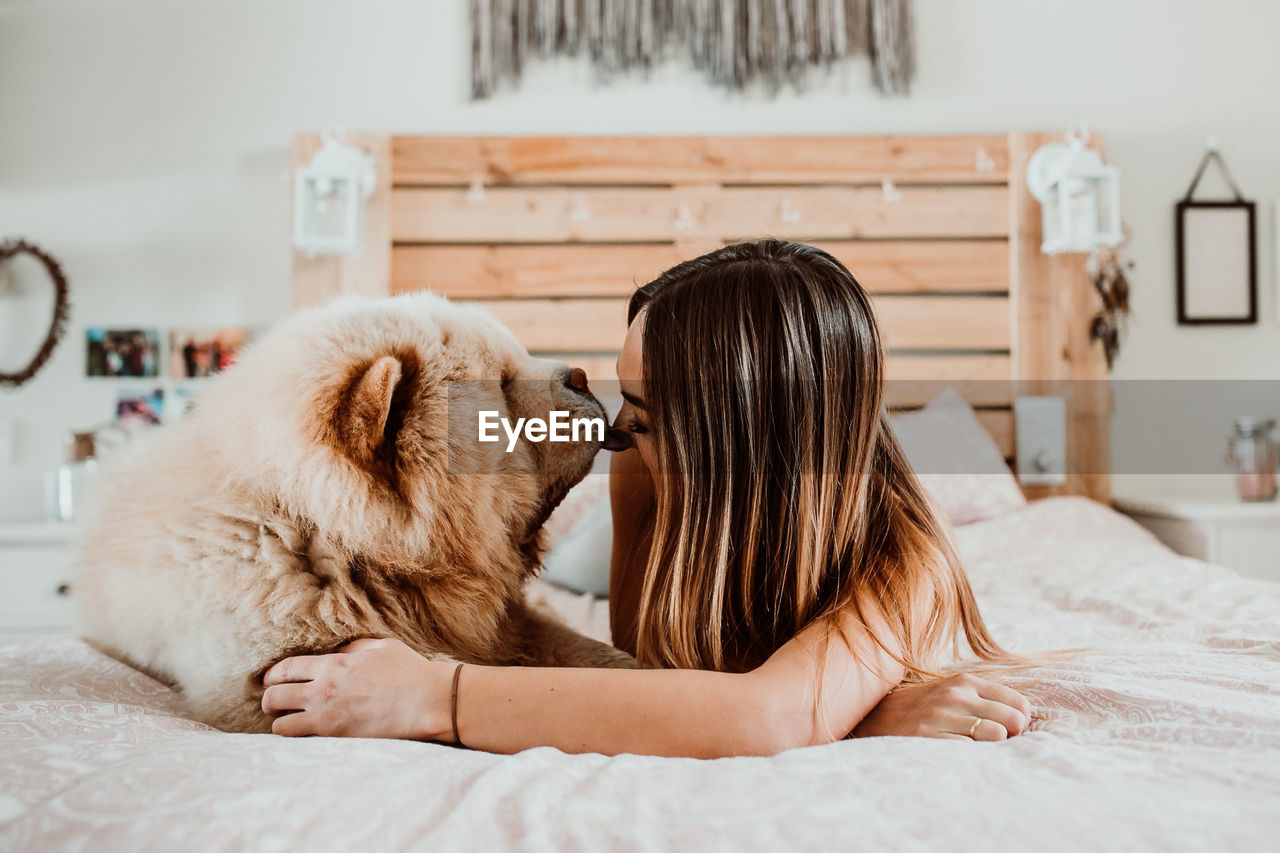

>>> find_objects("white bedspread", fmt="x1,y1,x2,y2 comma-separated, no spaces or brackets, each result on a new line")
2,497,1278,851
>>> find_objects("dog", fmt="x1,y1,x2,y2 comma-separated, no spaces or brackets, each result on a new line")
76,293,635,733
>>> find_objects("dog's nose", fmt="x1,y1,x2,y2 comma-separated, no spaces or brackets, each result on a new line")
602,427,632,452
564,367,589,393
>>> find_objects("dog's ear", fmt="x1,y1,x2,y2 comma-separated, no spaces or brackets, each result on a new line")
339,355,405,465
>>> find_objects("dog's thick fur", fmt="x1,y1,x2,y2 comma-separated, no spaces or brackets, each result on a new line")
76,294,634,733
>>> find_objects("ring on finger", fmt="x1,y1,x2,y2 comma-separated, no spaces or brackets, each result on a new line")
968,717,983,739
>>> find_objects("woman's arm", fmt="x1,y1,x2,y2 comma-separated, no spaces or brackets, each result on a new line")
263,603,908,757
452,607,904,757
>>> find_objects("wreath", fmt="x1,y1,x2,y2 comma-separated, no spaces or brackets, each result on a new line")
0,239,72,387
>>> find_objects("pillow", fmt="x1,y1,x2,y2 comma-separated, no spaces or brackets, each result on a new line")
889,388,1027,526
541,393,621,595
542,474,613,596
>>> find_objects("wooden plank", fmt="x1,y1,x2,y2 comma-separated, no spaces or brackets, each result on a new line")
886,354,1011,382
392,244,699,298
467,300,629,352
819,241,1008,293
884,354,1013,408
884,382,1013,410
391,240,1008,298
877,295,1010,350
534,353,1014,403
1009,132,1066,384
391,136,1010,185
536,353,622,384
291,133,393,308
391,186,1010,244
1008,132,1111,503
466,295,1008,353
535,350,1013,399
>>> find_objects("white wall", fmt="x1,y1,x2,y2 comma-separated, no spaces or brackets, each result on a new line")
2,0,1278,518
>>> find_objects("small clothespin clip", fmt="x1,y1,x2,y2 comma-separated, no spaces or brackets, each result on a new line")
466,172,487,204
975,146,995,173
673,201,696,232
778,196,801,224
881,176,902,204
570,193,592,222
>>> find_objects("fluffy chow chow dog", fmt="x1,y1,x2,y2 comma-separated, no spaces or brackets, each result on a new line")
76,294,636,733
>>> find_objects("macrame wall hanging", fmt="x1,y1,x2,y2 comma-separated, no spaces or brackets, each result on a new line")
470,0,915,99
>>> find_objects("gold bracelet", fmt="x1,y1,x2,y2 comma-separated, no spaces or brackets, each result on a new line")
450,662,465,748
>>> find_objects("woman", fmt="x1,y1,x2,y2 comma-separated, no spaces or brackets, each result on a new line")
262,240,1031,755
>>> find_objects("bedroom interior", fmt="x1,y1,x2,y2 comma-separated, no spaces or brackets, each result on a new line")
1,0,1279,849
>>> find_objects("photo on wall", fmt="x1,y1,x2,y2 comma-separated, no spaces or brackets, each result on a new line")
114,387,165,430
85,328,161,378
170,384,200,418
170,328,253,378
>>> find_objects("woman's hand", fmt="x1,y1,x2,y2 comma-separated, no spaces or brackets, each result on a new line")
262,638,454,740
850,672,1032,741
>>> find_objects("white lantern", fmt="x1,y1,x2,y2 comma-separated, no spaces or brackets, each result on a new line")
292,135,377,257
1026,126,1122,254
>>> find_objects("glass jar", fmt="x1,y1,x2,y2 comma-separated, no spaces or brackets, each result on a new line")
43,430,100,522
1226,417,1278,502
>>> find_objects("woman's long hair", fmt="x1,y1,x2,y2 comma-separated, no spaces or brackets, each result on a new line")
629,239,1013,679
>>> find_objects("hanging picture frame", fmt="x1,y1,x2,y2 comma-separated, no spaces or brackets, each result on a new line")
1175,147,1257,325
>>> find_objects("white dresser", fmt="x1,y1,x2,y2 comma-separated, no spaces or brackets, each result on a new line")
0,523,79,644
1113,483,1280,583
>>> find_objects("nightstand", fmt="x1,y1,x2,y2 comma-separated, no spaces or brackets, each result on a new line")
0,522,79,645
1112,481,1280,583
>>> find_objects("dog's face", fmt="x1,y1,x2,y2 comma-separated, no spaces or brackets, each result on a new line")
202,293,615,570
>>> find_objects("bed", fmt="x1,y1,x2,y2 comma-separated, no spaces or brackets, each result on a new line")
4,134,1278,849
4,496,1279,849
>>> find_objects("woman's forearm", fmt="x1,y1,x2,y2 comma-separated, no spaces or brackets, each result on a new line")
451,664,808,758
445,591,903,756
262,637,1028,749
263,602,900,751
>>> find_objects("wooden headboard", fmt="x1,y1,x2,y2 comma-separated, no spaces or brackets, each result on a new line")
291,133,1111,502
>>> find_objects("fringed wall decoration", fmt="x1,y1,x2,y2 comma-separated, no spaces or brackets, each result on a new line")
470,0,915,99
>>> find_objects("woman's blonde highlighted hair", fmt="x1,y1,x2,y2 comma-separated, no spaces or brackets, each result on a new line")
628,240,1014,679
